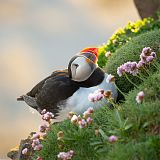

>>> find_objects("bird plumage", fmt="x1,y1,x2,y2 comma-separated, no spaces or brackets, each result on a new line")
17,49,117,120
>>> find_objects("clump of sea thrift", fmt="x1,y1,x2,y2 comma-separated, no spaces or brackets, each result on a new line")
117,47,157,77
136,91,145,103
117,61,139,76
138,47,157,68
70,107,94,129
57,150,74,160
38,124,49,133
41,111,54,122
88,89,104,102
22,109,55,159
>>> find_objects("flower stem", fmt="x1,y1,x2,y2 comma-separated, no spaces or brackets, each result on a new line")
114,83,126,98
135,74,144,82
125,73,138,88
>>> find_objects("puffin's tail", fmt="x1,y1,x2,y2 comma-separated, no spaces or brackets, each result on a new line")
17,96,24,101
17,95,38,109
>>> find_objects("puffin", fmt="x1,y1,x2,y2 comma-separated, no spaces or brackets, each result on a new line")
17,48,117,120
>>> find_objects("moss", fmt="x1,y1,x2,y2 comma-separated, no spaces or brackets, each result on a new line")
104,30,160,98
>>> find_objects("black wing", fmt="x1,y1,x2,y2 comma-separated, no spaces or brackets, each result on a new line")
29,70,79,115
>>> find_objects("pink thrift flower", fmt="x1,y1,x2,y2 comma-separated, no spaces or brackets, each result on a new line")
108,135,118,143
150,52,156,58
32,133,40,140
57,150,74,160
117,65,125,77
141,47,152,56
78,119,87,128
37,157,43,160
88,89,104,103
137,60,145,68
41,109,47,115
136,91,145,103
22,148,28,155
106,74,115,83
96,92,104,101
33,144,43,151
42,112,54,121
39,124,48,133
83,111,90,119
105,51,111,58
32,139,40,148
88,93,95,102
86,117,93,124
87,107,94,114
146,56,154,63
71,115,78,124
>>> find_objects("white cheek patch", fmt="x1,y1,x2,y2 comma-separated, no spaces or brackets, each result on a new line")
71,56,96,82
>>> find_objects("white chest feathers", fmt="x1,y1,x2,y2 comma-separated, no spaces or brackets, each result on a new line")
57,74,118,121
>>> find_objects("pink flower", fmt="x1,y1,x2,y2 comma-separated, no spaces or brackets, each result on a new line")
108,135,118,143
33,144,43,151
38,124,48,133
146,56,154,63
140,47,156,64
78,119,87,128
136,91,145,103
32,133,40,140
71,115,78,124
86,117,93,124
141,47,152,56
57,150,74,160
87,107,94,114
117,62,138,76
37,156,43,160
42,112,54,121
22,148,28,155
88,93,95,102
150,52,156,58
106,74,115,83
117,65,125,77
41,109,47,115
105,51,111,58
88,89,104,103
32,139,40,148
83,111,90,119
137,60,145,68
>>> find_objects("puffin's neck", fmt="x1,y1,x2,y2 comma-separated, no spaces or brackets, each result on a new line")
76,67,105,88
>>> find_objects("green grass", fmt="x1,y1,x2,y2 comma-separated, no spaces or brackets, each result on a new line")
103,69,160,160
33,107,114,160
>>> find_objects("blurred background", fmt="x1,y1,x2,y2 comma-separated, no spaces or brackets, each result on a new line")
0,0,139,159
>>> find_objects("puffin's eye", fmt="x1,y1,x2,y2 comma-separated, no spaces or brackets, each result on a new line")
73,64,79,68
85,58,91,63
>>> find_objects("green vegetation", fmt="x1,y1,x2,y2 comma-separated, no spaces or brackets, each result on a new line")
105,30,160,96
33,15,160,160
98,14,160,68
34,68,160,160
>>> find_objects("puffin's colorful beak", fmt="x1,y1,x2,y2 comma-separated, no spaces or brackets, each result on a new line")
80,47,99,63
